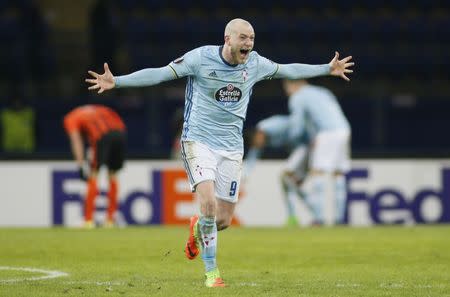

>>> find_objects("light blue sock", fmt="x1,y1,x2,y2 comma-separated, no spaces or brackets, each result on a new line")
281,175,297,218
305,175,326,224
296,184,315,214
335,175,347,224
198,216,217,272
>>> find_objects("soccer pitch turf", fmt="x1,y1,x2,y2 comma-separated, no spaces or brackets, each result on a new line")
0,226,449,297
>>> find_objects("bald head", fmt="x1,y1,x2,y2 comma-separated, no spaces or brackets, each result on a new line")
222,18,255,65
224,18,254,37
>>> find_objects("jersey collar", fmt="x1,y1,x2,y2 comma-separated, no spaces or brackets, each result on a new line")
218,46,238,67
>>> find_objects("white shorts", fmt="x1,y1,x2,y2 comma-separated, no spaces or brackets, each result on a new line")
284,145,309,180
180,141,243,203
310,129,351,173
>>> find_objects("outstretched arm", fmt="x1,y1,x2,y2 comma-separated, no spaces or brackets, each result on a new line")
85,63,177,93
274,51,354,81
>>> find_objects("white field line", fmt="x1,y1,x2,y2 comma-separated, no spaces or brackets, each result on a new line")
0,266,69,283
62,280,126,286
299,282,446,289
235,282,260,287
336,283,362,287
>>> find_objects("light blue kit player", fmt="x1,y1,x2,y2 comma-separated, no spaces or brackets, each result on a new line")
243,114,314,226
86,18,354,288
283,79,351,226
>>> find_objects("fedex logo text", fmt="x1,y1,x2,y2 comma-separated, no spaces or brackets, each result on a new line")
346,168,450,224
52,169,194,226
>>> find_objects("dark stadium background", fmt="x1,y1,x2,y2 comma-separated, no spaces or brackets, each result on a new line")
0,0,449,159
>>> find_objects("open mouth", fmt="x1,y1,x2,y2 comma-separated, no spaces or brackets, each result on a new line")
240,49,250,55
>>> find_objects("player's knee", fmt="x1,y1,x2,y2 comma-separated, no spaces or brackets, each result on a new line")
216,217,231,231
281,170,293,178
280,170,294,185
334,171,344,177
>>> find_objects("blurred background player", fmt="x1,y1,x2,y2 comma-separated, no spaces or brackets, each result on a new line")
283,79,351,225
243,114,313,226
63,104,126,228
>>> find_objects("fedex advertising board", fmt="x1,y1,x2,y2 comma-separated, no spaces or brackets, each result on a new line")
0,160,449,226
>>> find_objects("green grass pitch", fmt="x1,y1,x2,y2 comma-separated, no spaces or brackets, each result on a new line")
1,226,449,297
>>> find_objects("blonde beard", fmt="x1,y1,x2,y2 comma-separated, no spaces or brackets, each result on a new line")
231,48,247,64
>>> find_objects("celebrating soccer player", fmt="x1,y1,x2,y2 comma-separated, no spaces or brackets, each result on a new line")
86,18,354,287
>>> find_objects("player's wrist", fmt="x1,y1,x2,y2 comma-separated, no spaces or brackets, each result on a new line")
113,76,119,88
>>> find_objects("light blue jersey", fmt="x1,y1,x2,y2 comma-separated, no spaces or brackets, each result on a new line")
169,46,278,152
257,114,312,148
114,45,331,153
288,84,350,141
257,115,290,148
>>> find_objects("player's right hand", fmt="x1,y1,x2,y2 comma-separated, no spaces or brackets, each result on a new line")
85,62,115,94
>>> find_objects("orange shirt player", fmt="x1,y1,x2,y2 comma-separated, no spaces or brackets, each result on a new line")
63,104,126,228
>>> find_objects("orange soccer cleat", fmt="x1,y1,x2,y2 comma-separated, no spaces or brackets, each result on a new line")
184,215,200,260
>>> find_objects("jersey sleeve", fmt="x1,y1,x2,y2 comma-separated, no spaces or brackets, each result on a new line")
255,53,279,82
114,67,176,88
168,47,202,78
275,63,330,79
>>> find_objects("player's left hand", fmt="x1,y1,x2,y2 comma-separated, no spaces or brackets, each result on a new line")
329,51,354,81
85,63,115,94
